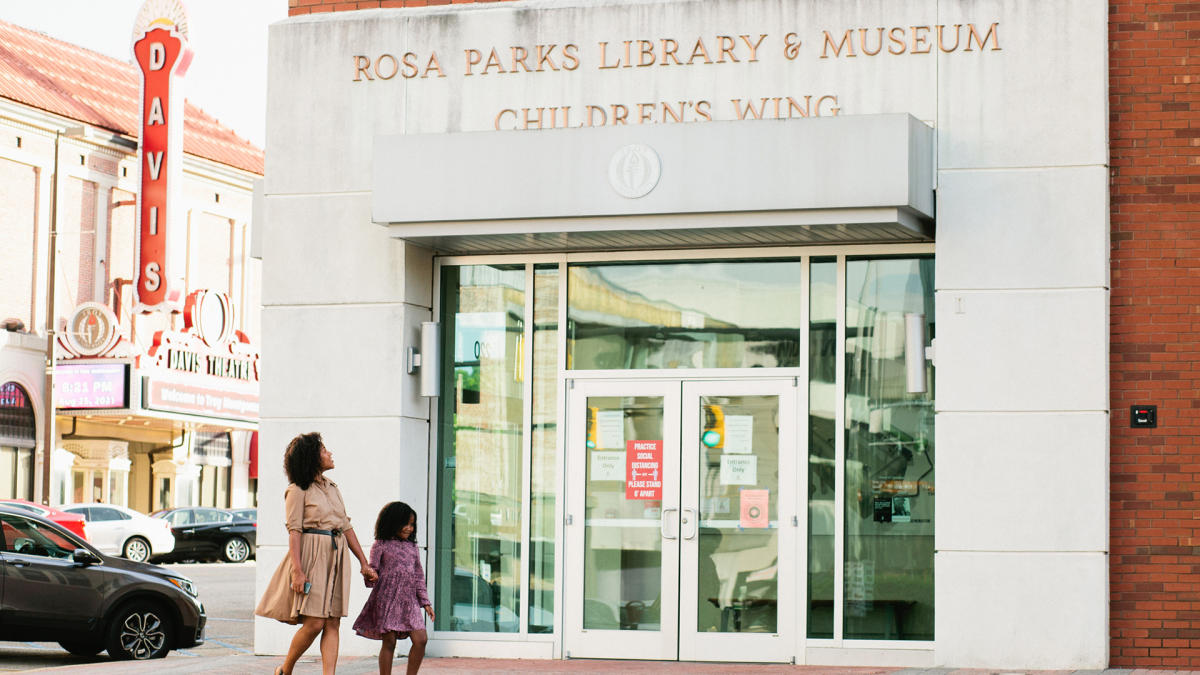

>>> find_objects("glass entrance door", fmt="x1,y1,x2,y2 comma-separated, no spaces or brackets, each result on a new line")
679,379,797,662
564,380,681,660
564,378,798,662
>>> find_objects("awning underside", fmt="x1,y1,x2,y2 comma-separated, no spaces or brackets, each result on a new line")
392,210,931,255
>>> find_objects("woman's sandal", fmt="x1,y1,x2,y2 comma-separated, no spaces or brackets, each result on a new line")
274,667,286,675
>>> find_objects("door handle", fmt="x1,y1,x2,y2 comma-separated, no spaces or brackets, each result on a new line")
219,527,230,531
5,559,28,567
681,508,698,540
661,508,678,540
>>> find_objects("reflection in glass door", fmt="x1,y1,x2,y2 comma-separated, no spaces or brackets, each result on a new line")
564,380,680,660
679,380,797,662
565,379,797,662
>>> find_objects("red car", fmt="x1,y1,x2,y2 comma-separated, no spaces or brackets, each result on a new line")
0,499,89,540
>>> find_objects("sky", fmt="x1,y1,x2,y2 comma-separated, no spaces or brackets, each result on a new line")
0,0,289,148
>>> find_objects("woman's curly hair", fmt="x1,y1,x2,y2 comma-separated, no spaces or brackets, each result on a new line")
283,432,323,489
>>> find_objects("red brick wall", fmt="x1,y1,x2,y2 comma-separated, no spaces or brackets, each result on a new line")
289,0,519,16
1110,0,1200,668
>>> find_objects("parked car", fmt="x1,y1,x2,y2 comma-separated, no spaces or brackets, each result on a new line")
150,507,256,563
0,498,89,540
229,507,256,523
60,503,175,564
0,504,205,660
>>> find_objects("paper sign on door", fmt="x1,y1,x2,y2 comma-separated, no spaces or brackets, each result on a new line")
596,411,624,449
740,488,769,528
590,451,625,481
723,415,754,453
720,454,757,485
626,440,663,500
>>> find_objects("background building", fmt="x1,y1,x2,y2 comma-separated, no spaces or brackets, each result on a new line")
0,19,264,513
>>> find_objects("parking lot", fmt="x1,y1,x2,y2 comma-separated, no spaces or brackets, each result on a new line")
0,561,255,671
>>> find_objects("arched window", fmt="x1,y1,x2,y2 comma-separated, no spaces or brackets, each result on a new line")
0,382,36,500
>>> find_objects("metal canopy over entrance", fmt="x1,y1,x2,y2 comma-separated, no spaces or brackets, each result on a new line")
375,114,935,255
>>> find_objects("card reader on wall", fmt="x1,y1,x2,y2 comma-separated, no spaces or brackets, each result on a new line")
1131,405,1157,428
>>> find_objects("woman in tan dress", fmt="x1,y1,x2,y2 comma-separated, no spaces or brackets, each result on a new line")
256,432,378,675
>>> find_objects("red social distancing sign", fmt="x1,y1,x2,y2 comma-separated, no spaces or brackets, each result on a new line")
626,440,663,500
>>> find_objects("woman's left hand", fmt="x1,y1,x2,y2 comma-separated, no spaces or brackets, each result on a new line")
361,564,378,583
424,605,435,621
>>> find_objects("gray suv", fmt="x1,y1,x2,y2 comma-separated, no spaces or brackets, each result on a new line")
0,505,205,660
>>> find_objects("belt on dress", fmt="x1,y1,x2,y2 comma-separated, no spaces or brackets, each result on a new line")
302,528,341,551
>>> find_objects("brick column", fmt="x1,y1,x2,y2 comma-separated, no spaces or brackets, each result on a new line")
1110,0,1200,668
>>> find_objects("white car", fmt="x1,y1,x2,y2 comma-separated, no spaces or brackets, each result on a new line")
59,503,175,563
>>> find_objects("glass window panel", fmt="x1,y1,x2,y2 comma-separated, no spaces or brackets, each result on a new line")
1,513,76,559
567,261,802,370
529,265,558,633
436,264,525,633
157,477,172,511
696,394,780,634
583,396,663,630
843,257,935,641
807,259,836,638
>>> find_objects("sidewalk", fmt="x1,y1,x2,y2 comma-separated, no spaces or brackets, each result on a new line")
20,654,1200,675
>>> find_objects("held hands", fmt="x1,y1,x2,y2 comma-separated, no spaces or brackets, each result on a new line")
290,569,307,594
361,564,378,584
424,605,435,621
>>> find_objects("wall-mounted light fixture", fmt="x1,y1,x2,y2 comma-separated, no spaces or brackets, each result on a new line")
406,321,441,397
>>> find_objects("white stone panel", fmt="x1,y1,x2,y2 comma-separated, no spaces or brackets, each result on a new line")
935,551,1107,669
260,304,429,420
936,412,1107,552
935,289,1107,412
268,0,950,195
265,17,408,195
936,166,1109,290
937,0,1107,169
404,242,434,309
260,193,411,307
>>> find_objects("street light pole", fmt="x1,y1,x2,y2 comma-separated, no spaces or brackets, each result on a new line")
41,129,61,506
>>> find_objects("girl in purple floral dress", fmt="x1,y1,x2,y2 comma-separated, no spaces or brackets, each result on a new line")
353,502,434,675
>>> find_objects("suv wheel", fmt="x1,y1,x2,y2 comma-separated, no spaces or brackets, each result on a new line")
58,639,103,656
122,536,150,563
106,600,173,660
222,536,250,563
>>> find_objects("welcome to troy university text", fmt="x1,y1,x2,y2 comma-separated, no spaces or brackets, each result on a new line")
351,25,999,129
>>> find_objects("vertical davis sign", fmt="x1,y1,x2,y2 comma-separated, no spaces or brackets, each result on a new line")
132,0,192,312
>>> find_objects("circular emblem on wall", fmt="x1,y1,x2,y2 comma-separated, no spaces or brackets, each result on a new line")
184,290,235,348
608,144,662,199
66,303,120,357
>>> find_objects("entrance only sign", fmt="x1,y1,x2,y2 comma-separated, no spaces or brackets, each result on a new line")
625,440,663,500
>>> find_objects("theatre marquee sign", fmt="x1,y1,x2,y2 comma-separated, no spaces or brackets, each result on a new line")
349,13,1001,131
